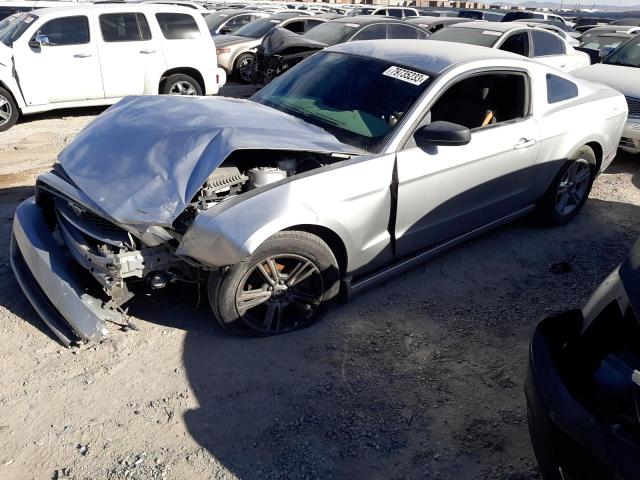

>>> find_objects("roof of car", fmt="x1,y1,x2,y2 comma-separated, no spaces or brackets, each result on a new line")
445,20,527,32
207,8,262,16
332,15,407,25
327,39,526,74
32,2,199,16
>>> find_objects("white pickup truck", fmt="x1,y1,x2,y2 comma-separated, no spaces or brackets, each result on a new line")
0,3,226,131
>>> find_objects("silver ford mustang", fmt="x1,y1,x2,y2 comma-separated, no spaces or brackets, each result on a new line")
11,40,627,345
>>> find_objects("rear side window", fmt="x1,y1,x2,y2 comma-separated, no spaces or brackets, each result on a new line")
388,24,424,39
352,23,386,40
283,20,304,34
156,12,200,39
388,9,403,18
38,16,90,46
100,13,151,42
404,9,417,17
546,74,578,103
531,30,565,56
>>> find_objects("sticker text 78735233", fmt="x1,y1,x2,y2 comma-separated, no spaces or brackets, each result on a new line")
382,66,429,86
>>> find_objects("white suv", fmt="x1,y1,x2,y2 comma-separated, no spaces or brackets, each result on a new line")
0,4,226,131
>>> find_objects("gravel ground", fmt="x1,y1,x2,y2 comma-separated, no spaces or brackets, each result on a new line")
1,85,639,480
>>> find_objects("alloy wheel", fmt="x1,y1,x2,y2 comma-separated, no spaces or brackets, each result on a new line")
239,56,254,83
556,159,591,216
235,254,323,334
168,81,198,96
0,94,12,126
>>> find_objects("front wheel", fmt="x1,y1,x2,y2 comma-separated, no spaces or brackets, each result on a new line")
234,53,255,83
161,74,202,96
208,231,340,335
536,146,596,226
0,87,19,132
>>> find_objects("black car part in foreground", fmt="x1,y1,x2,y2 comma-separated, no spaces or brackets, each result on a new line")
525,239,640,480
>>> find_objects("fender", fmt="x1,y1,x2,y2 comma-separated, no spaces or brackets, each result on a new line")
176,153,397,275
0,64,27,111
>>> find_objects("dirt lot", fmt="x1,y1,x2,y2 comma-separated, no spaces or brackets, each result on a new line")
1,85,639,480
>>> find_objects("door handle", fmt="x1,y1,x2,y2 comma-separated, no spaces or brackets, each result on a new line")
514,138,537,150
73,53,92,58
139,49,157,54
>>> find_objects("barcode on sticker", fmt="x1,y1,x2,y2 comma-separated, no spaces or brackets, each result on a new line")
383,66,428,86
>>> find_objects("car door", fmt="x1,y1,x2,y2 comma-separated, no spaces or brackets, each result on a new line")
394,70,542,257
529,30,571,71
13,14,104,105
96,11,165,98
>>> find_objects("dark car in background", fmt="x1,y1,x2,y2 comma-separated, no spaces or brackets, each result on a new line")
526,238,640,479
251,16,428,84
577,32,634,63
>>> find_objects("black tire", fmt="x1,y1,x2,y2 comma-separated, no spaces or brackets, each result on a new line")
161,74,203,96
208,231,340,336
0,87,19,132
536,145,596,226
234,53,255,83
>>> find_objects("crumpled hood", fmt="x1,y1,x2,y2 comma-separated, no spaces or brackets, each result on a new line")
58,95,361,226
262,27,326,56
573,63,640,97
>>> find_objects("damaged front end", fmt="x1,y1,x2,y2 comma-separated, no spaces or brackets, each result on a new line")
253,28,327,84
10,95,361,346
11,172,197,346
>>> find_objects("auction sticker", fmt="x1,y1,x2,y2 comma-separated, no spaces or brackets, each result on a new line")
383,66,429,86
482,30,502,36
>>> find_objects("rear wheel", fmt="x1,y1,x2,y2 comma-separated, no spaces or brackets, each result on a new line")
208,231,340,335
161,74,202,96
0,87,18,132
536,146,596,226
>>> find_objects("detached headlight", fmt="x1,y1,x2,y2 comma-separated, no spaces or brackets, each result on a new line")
216,47,230,54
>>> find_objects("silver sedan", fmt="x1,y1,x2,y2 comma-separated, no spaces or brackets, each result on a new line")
11,40,627,344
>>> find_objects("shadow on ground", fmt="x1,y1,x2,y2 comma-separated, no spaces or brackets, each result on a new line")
178,196,640,480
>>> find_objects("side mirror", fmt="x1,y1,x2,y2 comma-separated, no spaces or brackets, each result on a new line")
29,33,50,49
599,46,614,59
414,121,471,147
219,26,233,35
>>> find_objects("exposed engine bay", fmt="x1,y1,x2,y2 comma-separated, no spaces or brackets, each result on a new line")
172,150,336,232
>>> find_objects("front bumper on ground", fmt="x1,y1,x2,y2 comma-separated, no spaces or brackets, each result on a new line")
525,311,640,480
10,197,123,346
620,118,640,154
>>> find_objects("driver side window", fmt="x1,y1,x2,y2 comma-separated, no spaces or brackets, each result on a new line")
405,72,529,149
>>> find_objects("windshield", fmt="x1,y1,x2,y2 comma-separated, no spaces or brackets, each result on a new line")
303,22,358,45
430,27,500,47
581,35,627,51
252,51,433,153
603,35,640,67
0,13,36,47
234,18,280,38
